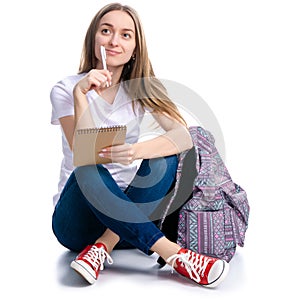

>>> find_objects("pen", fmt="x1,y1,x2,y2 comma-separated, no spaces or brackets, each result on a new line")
100,45,109,87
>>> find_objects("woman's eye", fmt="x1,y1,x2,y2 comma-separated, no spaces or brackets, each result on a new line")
101,29,110,34
123,33,131,39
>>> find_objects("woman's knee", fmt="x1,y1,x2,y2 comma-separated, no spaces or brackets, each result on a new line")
52,208,106,252
149,155,178,183
74,164,111,189
51,212,79,252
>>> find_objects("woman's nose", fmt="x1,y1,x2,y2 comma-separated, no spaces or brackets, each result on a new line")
109,33,119,46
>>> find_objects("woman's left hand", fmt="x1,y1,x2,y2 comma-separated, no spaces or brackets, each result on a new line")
99,144,136,165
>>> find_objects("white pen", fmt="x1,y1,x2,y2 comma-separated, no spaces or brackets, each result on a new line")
100,45,109,87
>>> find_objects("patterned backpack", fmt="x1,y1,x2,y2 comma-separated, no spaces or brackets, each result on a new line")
159,126,250,263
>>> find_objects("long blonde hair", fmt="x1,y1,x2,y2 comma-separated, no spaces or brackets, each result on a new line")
79,2,186,126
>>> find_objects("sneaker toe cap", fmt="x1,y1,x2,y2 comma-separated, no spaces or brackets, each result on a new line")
207,260,228,285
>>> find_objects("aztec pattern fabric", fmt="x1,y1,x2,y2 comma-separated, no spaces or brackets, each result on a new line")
161,126,250,262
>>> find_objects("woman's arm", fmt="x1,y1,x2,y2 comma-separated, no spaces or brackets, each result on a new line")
58,91,94,152
99,113,193,165
59,115,75,150
58,69,112,151
132,113,193,159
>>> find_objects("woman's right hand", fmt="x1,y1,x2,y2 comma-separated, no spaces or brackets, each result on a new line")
72,69,112,129
74,69,113,95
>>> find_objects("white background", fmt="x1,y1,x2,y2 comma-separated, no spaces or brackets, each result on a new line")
0,0,299,298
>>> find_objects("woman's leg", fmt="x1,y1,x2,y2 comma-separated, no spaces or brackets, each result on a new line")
72,156,178,254
110,155,178,249
123,156,183,261
52,171,119,252
124,155,178,220
53,155,177,255
150,236,181,261
54,156,228,287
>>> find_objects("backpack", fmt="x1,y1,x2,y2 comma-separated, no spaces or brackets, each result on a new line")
159,126,250,263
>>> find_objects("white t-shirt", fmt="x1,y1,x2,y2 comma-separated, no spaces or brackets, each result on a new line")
50,73,145,206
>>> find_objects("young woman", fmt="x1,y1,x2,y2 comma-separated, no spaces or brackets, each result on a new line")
50,2,229,287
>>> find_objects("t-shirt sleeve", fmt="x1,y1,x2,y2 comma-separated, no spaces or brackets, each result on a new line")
50,79,74,125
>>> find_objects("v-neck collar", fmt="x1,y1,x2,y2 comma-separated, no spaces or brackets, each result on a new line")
90,82,123,107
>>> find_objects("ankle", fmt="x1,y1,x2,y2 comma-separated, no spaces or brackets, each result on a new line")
94,239,115,253
94,230,120,253
150,237,181,262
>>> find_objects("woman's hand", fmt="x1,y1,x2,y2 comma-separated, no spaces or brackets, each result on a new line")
99,144,136,165
73,69,112,129
74,69,112,95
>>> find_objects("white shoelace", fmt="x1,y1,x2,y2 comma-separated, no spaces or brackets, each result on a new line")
83,245,113,271
166,250,212,283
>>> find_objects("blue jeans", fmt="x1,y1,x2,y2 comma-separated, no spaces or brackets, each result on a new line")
52,155,178,254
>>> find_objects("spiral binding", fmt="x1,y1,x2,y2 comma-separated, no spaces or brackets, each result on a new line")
76,125,126,135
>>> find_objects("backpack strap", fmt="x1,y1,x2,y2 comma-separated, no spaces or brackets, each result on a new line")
188,126,224,210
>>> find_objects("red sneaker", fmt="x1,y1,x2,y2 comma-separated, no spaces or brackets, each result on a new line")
166,248,229,287
70,243,113,284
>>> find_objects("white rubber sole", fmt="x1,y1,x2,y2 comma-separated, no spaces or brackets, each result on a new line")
70,260,96,284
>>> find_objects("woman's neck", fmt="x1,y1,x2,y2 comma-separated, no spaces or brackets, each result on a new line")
94,65,123,104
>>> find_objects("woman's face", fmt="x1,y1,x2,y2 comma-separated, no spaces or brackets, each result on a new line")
95,10,136,70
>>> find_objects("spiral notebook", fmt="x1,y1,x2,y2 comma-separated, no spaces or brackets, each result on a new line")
73,125,127,166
